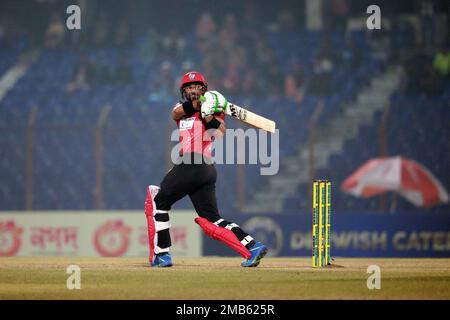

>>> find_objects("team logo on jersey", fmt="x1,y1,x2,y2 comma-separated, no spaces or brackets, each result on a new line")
188,73,196,80
179,117,195,131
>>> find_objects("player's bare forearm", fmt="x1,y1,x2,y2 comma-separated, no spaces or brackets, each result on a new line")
171,101,201,120
171,103,185,120
205,114,226,137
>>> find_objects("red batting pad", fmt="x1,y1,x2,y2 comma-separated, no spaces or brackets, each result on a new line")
144,187,156,263
195,217,251,259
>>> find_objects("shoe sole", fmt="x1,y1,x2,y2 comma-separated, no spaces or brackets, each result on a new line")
151,263,173,268
245,247,268,267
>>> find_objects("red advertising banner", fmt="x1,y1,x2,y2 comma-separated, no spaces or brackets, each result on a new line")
0,211,201,257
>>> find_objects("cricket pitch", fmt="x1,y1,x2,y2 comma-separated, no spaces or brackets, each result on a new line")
0,257,449,299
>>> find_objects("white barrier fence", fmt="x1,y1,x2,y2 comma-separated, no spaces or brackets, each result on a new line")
0,211,202,257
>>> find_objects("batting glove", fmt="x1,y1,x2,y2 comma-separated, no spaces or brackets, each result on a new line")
200,91,228,118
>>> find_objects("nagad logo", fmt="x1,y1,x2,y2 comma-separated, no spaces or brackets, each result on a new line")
0,220,23,256
94,220,132,257
242,217,283,256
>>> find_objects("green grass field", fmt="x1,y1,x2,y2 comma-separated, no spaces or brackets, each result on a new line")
0,257,449,299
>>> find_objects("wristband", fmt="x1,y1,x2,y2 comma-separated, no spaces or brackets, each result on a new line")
182,101,196,116
205,117,221,130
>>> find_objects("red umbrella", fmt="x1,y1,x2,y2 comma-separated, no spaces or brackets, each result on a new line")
341,156,449,208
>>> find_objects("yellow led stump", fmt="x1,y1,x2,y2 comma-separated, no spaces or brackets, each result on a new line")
312,180,331,268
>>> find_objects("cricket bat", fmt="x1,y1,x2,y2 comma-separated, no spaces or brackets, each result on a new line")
225,103,276,133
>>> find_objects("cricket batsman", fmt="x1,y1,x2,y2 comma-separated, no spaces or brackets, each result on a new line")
145,71,268,267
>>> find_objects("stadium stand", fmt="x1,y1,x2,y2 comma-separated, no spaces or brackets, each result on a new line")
0,1,448,215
